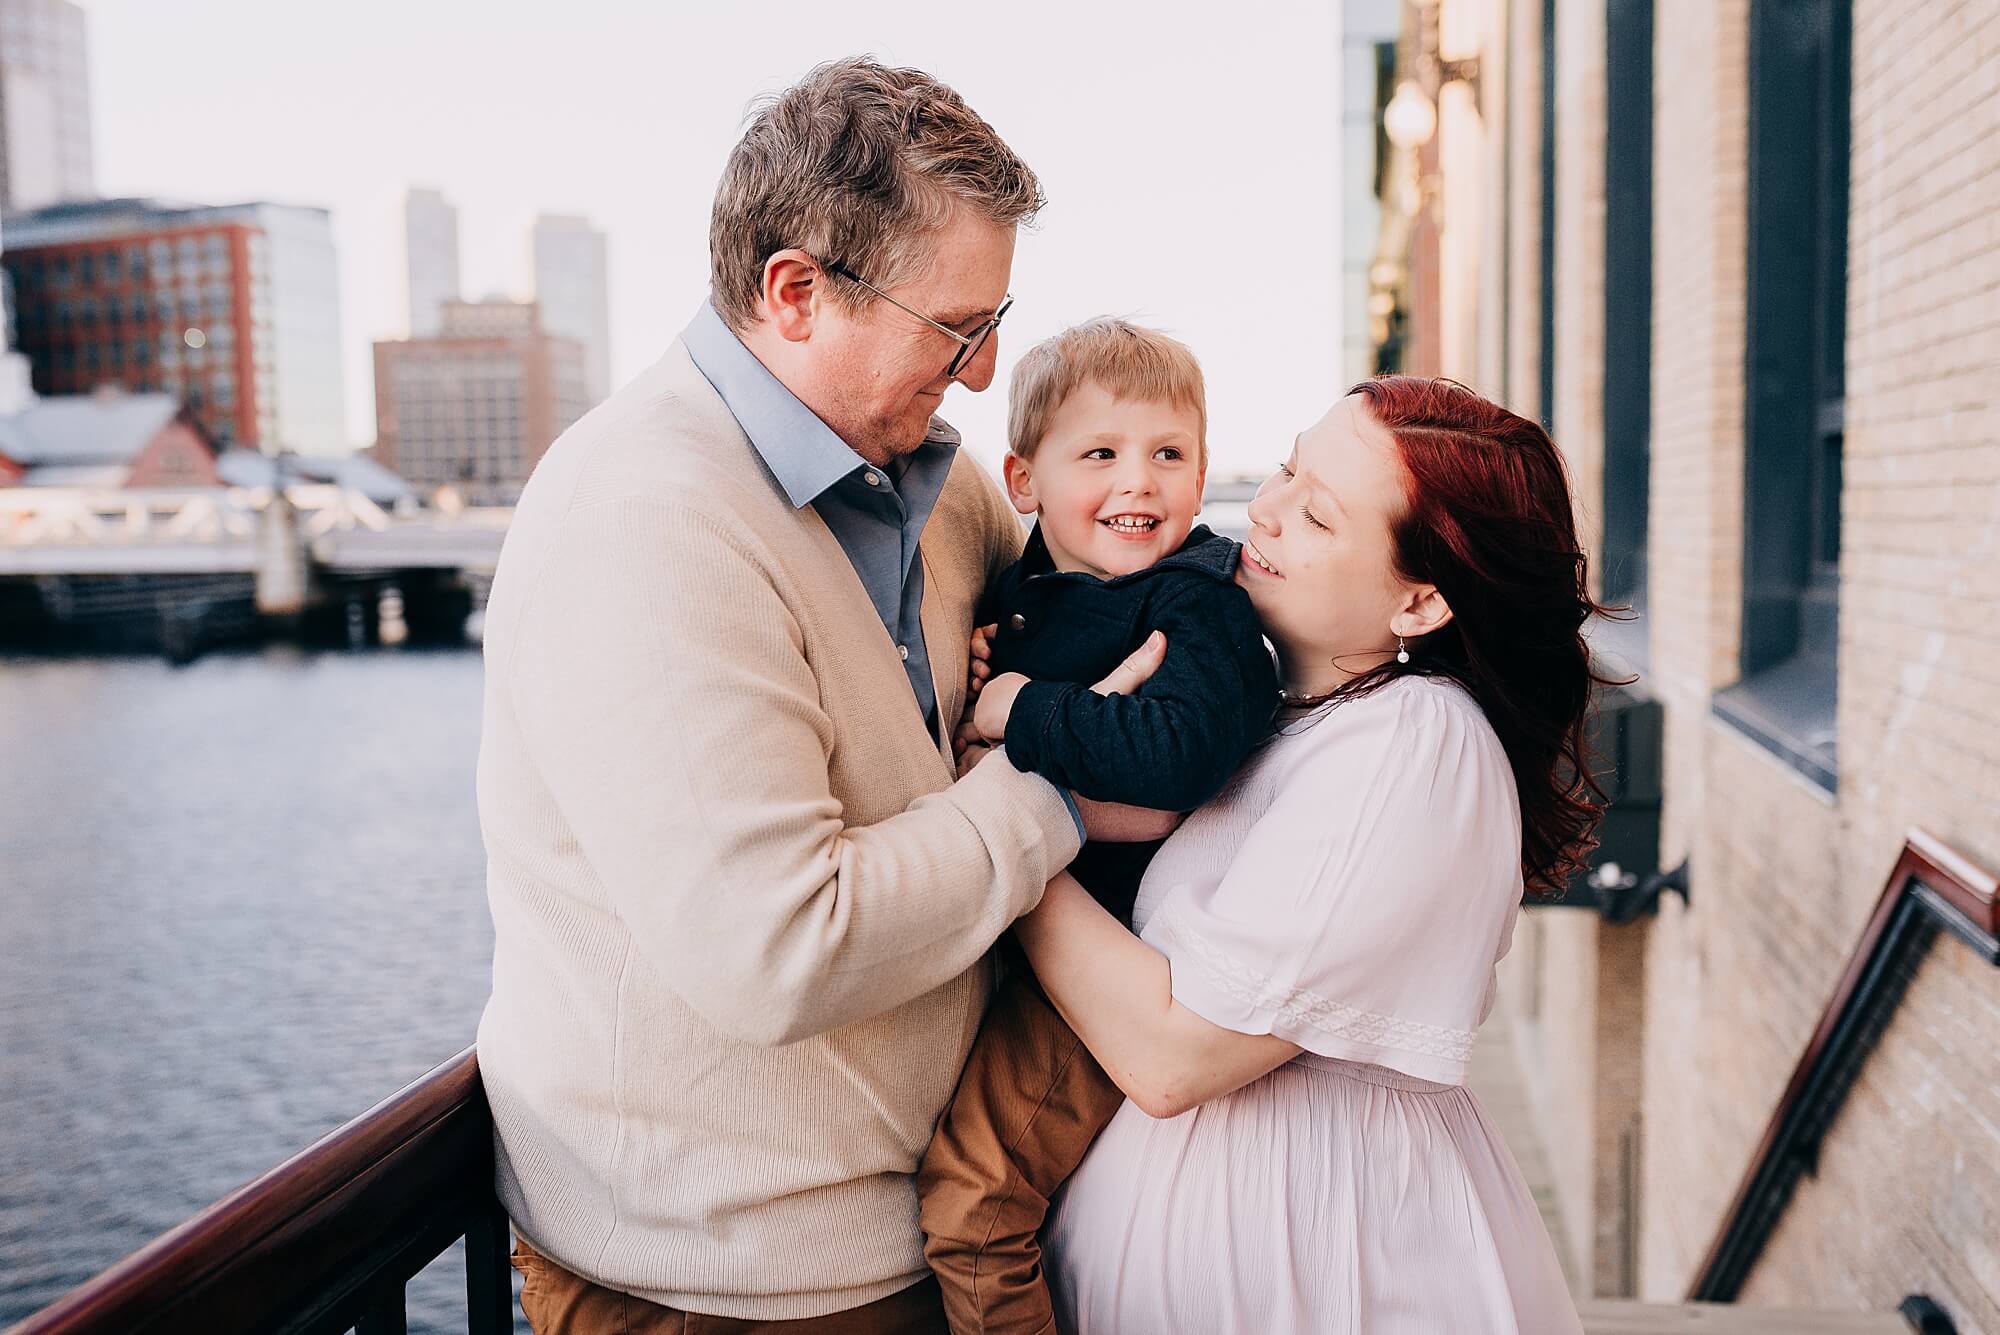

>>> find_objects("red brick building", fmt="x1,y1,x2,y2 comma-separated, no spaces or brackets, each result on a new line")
1,198,348,454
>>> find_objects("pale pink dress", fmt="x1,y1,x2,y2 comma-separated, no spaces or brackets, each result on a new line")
1043,676,1582,1334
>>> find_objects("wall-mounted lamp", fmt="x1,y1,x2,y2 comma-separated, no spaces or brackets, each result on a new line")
1383,80,1438,150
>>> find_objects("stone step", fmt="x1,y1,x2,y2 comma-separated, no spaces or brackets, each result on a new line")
1580,1299,1908,1333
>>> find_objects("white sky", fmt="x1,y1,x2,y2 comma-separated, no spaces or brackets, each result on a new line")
80,0,1339,479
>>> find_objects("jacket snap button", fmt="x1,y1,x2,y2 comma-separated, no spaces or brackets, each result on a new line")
1008,613,1027,632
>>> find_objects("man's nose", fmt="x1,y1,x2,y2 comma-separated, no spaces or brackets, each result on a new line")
948,334,1000,392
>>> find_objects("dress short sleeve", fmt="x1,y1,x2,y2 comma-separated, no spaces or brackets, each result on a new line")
1140,678,1524,1085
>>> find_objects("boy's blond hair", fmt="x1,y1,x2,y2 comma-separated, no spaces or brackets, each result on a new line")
1007,318,1207,461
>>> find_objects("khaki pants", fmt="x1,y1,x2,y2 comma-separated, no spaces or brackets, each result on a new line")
917,972,1127,1335
511,1235,947,1334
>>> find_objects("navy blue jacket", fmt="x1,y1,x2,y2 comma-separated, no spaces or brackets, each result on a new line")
987,522,1277,806
984,524,1277,920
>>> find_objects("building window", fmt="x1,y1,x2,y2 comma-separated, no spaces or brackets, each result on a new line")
1537,0,1557,431
1715,0,1851,792
1601,0,1654,618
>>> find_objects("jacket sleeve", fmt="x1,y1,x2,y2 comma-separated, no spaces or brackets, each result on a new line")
507,495,1081,1048
1001,579,1278,810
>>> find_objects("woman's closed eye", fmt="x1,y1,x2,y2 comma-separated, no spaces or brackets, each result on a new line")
1278,464,1330,530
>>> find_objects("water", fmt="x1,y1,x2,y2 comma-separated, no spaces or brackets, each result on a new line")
0,647,511,1331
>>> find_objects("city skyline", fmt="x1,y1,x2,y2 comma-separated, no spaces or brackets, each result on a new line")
69,0,1340,474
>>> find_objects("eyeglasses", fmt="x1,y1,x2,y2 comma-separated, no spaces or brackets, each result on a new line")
821,257,1013,379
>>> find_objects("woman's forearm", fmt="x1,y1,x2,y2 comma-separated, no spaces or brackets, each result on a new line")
1015,874,1299,1119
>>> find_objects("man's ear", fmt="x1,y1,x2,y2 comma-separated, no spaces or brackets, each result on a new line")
759,249,821,344
1390,584,1453,640
1001,453,1038,516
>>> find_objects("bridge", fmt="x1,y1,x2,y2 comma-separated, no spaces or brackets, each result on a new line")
0,486,511,654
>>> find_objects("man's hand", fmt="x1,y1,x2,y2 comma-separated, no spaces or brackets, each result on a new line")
965,622,996,695
972,670,1031,742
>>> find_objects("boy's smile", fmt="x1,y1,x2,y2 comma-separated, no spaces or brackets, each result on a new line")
1003,381,1206,580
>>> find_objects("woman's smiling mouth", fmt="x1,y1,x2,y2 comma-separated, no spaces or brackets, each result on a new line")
1242,540,1280,576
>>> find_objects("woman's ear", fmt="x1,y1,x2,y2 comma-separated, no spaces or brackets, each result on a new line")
1391,584,1453,639
1001,452,1039,517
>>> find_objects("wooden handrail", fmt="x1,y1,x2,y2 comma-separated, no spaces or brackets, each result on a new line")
1689,831,1999,1303
6,1047,512,1335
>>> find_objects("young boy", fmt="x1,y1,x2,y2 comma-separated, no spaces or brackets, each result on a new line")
918,319,1277,1335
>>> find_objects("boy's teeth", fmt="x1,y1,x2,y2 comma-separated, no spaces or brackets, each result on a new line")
1103,516,1158,531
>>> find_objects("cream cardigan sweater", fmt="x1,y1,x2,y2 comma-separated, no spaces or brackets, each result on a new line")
474,341,1082,1319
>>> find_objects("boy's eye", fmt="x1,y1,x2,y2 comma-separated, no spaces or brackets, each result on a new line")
1155,446,1185,462
1083,447,1116,461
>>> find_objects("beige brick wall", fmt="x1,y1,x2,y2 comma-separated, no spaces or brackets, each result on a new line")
1740,0,2000,1320
1416,0,2000,1318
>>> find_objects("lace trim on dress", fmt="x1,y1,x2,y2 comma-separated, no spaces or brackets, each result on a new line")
1155,910,1477,1065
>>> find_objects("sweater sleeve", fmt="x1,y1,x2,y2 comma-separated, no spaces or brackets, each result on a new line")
1001,579,1278,810
507,495,1082,1048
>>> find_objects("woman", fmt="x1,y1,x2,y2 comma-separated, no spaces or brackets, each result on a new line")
1025,377,1604,1333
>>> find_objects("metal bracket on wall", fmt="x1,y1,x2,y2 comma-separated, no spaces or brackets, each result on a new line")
1593,859,1690,925
1901,1294,1957,1333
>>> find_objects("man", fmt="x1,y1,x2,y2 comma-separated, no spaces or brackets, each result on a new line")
476,58,1128,1333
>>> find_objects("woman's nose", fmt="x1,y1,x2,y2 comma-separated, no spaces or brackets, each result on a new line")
1246,473,1283,531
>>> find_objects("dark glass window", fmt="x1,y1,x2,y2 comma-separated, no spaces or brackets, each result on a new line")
1601,0,1654,616
1715,0,1851,792
1537,0,1557,431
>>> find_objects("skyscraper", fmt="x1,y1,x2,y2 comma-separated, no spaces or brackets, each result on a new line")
404,187,460,339
0,0,96,214
531,213,610,404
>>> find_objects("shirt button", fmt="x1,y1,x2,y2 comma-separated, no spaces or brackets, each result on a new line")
1008,613,1028,632
898,643,910,661
863,471,881,487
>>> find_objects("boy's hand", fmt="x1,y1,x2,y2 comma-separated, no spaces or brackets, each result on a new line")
965,622,997,696
972,670,1031,742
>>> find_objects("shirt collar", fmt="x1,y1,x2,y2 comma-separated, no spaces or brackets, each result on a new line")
1017,523,1240,585
682,300,961,509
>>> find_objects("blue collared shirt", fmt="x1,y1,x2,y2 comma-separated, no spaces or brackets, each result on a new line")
683,301,954,732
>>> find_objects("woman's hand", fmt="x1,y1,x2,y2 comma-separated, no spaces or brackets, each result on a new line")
1092,630,1166,697
1066,630,1182,840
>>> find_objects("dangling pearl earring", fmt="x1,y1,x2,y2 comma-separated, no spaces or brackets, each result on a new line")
1396,636,1410,665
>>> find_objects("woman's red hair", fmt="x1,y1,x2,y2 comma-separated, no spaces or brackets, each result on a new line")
1340,376,1613,895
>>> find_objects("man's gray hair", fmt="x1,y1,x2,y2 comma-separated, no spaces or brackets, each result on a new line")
709,57,1045,331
